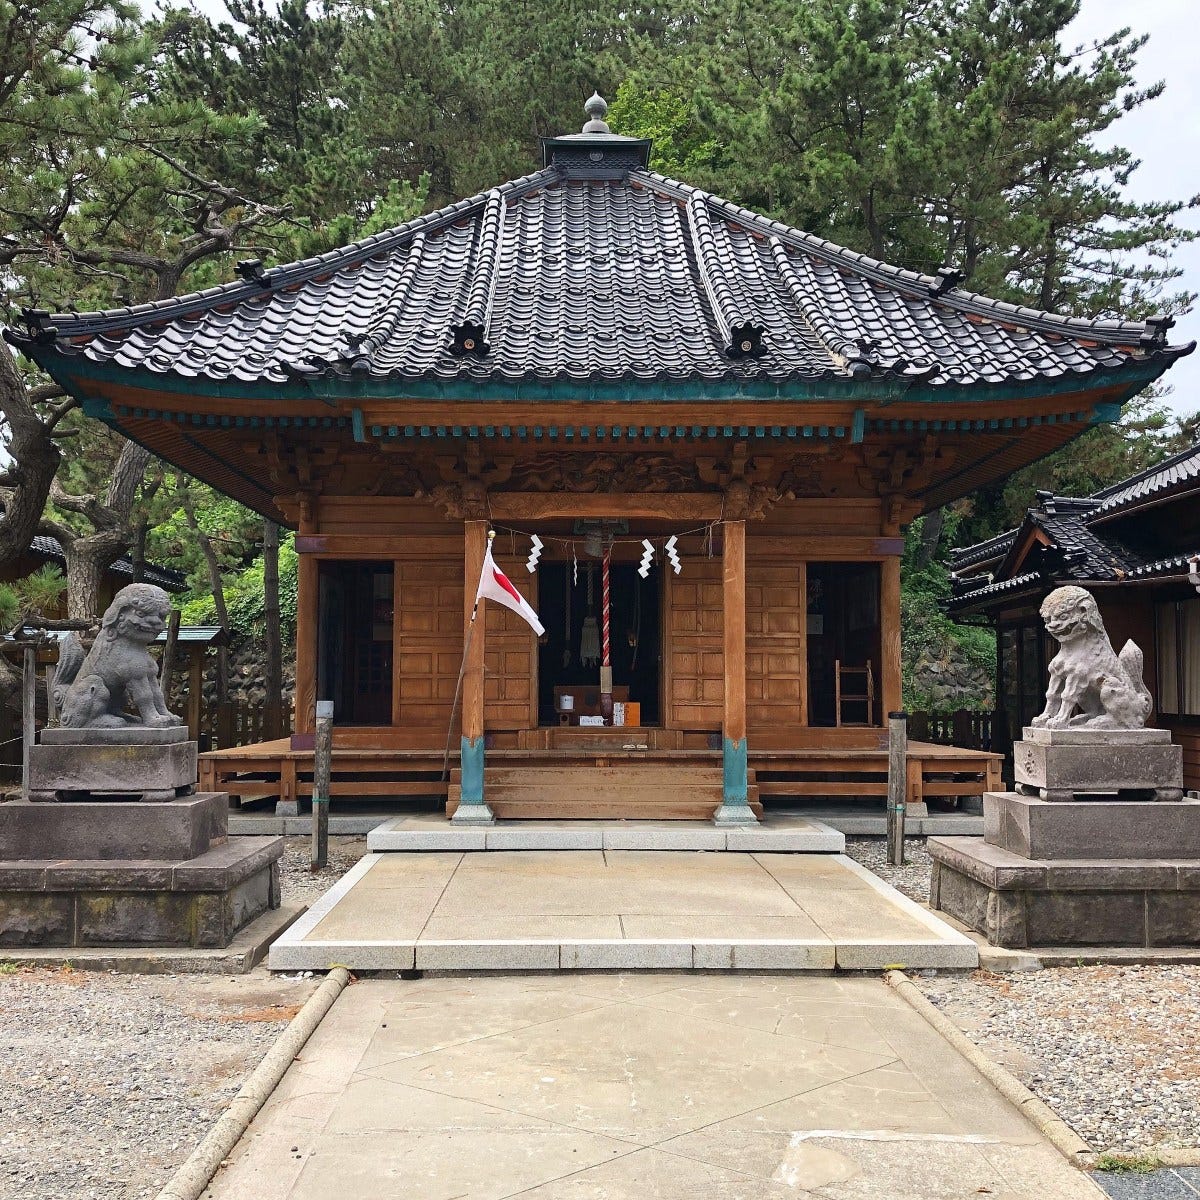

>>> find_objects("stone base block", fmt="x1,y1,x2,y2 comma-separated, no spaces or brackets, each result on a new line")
0,793,228,861
40,725,190,746
1021,726,1172,745
29,738,197,801
0,835,283,949
928,834,1200,948
1012,732,1182,800
984,791,1200,860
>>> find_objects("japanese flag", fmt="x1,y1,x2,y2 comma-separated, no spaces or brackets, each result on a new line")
476,542,545,636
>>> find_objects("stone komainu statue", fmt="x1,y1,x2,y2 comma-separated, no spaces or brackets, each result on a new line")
1032,585,1153,731
54,583,183,729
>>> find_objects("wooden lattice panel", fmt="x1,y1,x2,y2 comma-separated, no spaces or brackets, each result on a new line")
483,572,538,729
394,560,463,726
664,561,724,730
747,563,806,729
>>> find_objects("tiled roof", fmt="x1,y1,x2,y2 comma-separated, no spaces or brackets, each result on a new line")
952,440,1200,578
951,570,1042,606
8,106,1190,393
28,534,185,592
1090,441,1200,518
1126,552,1200,581
153,624,227,645
948,529,1016,572
949,449,1200,611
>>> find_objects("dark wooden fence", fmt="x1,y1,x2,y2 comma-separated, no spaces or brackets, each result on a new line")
198,701,287,752
909,708,1005,754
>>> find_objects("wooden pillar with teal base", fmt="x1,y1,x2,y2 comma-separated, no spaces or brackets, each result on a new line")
713,512,756,826
452,519,494,825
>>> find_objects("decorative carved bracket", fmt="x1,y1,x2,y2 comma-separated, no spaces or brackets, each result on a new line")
856,437,956,497
723,478,780,521
430,479,489,520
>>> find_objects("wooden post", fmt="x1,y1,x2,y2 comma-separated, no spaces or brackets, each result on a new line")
21,644,35,803
714,516,755,825
880,554,902,722
453,519,493,823
294,550,319,735
887,710,908,866
160,607,180,713
186,650,203,743
311,700,333,869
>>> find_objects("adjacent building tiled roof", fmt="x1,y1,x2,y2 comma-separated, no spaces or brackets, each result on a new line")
950,441,1200,610
1089,441,1200,519
28,533,186,592
8,102,1191,395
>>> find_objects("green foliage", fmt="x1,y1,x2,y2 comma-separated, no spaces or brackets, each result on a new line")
626,0,1195,318
148,482,261,604
181,535,297,642
608,80,726,183
0,565,68,630
1094,1153,1161,1174
901,514,996,711
955,393,1182,545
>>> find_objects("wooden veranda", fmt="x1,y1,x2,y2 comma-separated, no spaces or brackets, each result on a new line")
200,736,1001,820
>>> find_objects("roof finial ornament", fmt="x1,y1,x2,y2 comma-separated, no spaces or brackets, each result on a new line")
582,91,611,134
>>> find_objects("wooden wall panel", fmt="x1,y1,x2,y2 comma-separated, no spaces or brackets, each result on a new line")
747,563,806,729
316,495,451,537
665,561,724,730
393,560,463,728
483,573,539,729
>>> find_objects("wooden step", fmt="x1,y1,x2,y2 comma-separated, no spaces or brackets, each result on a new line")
447,763,762,820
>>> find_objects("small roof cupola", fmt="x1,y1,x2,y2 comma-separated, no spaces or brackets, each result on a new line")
582,91,610,133
541,91,652,177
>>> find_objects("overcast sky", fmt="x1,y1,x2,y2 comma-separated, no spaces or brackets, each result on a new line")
1067,0,1199,419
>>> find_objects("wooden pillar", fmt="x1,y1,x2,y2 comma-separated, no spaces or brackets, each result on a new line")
294,550,318,736
797,560,809,726
453,517,493,823
715,513,755,825
186,651,203,742
881,554,902,722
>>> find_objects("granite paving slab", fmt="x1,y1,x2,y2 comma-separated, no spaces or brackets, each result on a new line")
366,813,845,852
268,850,976,971
204,974,1104,1200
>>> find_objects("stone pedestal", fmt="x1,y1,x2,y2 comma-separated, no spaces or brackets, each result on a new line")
930,789,1200,948
0,734,282,950
0,793,283,949
30,726,198,802
1013,726,1183,802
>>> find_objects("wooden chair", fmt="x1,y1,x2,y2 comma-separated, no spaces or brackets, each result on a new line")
835,660,875,727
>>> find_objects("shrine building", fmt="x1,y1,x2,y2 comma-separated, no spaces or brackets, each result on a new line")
10,95,1192,823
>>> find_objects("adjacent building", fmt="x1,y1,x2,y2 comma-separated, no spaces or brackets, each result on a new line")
949,441,1200,791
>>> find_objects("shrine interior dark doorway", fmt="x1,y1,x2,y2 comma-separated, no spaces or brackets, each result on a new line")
317,560,394,725
807,561,882,727
537,560,662,726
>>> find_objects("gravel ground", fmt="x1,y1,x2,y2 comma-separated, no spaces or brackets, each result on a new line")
916,965,1200,1154
845,833,1200,1155
844,833,934,902
278,834,369,906
0,967,318,1200
0,837,368,1200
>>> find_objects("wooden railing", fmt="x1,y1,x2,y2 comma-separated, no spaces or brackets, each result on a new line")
199,701,288,751
909,708,1004,753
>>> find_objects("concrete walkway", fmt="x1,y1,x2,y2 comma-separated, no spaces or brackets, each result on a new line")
206,973,1102,1199
269,851,977,972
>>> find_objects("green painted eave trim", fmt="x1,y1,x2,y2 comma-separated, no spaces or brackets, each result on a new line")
22,346,1173,410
